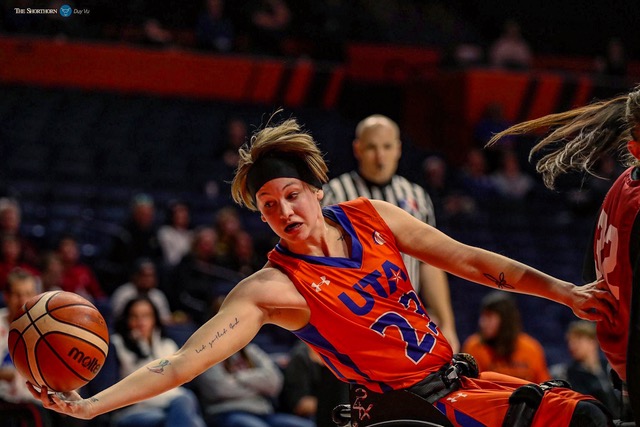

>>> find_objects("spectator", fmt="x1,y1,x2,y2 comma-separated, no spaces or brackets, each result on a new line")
0,198,39,267
420,154,475,221
195,0,235,52
0,269,55,426
213,206,243,265
462,291,550,383
458,148,498,207
550,321,620,416
228,231,264,277
490,149,535,200
212,117,250,195
280,341,349,427
595,37,628,77
236,0,291,55
106,193,164,294
110,296,205,427
169,226,239,324
39,251,64,293
0,234,40,294
140,18,174,46
473,103,514,149
489,19,532,70
192,343,315,427
111,258,173,326
57,234,107,303
157,200,194,269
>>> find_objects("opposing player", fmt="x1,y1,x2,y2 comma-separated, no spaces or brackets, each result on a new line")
30,116,616,426
488,84,640,424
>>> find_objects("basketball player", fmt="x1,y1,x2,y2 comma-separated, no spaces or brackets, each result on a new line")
323,114,459,351
31,116,617,426
487,84,640,425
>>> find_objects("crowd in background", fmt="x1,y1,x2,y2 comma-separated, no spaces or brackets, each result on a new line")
0,0,634,77
0,1,636,425
0,109,628,425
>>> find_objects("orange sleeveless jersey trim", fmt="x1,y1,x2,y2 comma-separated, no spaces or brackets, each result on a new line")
267,197,452,392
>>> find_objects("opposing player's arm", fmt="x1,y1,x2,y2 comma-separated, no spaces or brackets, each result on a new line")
371,199,616,322
30,267,309,420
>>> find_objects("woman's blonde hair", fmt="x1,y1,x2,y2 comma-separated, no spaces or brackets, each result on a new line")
231,115,329,211
487,85,640,189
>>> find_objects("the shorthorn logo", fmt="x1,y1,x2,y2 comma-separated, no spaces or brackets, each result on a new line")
59,4,72,17
13,5,90,16
68,347,102,374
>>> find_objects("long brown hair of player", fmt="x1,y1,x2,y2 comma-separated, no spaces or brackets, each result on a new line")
486,85,640,189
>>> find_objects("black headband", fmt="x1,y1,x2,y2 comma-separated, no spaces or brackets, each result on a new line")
246,152,322,201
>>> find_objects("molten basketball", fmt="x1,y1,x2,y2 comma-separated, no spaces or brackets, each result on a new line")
7,291,109,392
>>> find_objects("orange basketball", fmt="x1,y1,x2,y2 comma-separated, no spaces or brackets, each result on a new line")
7,291,110,392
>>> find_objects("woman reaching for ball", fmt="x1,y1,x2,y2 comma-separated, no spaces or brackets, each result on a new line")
31,115,617,426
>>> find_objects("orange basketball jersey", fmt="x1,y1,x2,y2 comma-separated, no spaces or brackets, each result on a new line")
268,197,453,392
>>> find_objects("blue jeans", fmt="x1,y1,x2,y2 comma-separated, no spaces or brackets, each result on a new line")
116,389,205,427
206,411,316,427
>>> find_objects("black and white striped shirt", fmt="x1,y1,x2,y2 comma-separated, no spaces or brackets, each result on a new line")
322,171,436,291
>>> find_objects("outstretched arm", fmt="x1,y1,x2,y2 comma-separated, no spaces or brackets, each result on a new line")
372,200,617,323
30,268,308,419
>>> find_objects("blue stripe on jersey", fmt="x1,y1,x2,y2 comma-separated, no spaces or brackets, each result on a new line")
294,322,392,392
454,409,486,427
273,205,364,269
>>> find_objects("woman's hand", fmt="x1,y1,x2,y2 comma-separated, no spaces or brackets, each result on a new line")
27,383,95,420
569,278,617,323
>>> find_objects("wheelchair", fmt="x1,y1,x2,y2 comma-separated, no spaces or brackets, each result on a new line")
331,401,637,427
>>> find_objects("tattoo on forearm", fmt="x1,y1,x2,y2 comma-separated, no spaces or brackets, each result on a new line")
195,317,240,354
90,398,99,403
484,272,514,289
147,359,170,374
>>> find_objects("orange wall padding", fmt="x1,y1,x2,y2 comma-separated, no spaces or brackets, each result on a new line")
0,36,344,108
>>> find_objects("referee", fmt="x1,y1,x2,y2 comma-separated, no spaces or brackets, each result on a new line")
322,114,459,351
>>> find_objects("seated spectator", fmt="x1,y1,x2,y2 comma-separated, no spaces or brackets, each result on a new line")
169,227,240,325
421,154,475,221
192,342,315,427
228,231,264,277
110,296,205,427
0,234,40,294
595,37,628,77
280,341,349,427
238,0,291,56
39,251,64,292
550,321,620,417
105,193,164,294
57,234,106,303
457,148,498,207
462,291,550,383
0,198,39,267
490,149,534,200
158,200,194,269
111,258,173,326
0,269,55,426
213,206,244,266
212,117,249,194
195,0,235,52
489,19,532,70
